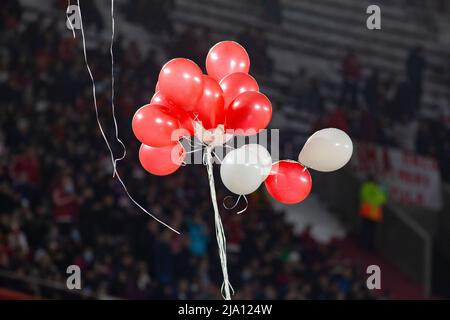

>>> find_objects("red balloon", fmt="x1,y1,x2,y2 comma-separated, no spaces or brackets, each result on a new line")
150,91,171,107
170,106,195,136
132,104,181,147
264,161,312,204
139,143,186,176
158,58,204,112
206,41,250,82
150,92,194,136
155,81,160,92
224,91,272,135
219,72,259,110
194,75,225,129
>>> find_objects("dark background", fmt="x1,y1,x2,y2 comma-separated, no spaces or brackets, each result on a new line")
0,0,449,299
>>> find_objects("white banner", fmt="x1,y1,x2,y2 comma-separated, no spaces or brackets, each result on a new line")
351,142,443,210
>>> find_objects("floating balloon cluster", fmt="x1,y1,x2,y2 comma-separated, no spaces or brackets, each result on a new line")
131,41,353,299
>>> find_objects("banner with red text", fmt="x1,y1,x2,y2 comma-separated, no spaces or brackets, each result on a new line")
351,142,443,210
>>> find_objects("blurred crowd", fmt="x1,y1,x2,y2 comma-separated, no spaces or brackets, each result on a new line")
126,0,450,185
288,48,450,182
0,0,376,299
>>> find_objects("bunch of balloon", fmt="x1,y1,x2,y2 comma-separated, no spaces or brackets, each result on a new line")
131,41,273,300
131,40,353,300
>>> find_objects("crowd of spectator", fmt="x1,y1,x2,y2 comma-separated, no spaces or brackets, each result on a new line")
0,0,377,299
288,47,450,182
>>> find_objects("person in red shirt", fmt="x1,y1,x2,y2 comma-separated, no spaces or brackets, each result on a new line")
325,106,350,133
9,147,40,187
52,174,79,229
9,147,41,204
310,103,350,137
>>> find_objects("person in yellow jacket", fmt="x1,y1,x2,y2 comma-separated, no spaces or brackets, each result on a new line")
359,175,387,250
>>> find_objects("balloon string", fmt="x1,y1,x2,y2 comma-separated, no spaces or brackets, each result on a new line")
223,195,241,210
181,136,197,149
180,135,203,166
76,0,180,234
185,148,202,154
184,148,202,155
110,0,127,178
223,195,248,214
237,195,248,214
66,0,76,38
205,145,233,300
212,150,222,164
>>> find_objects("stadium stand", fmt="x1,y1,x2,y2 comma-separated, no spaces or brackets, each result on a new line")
0,0,449,299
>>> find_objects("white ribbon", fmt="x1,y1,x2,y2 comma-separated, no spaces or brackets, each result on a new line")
223,194,248,215
75,0,180,234
205,145,234,300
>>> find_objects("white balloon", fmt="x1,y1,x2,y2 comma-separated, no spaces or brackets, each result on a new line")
194,122,233,147
241,144,272,179
220,145,270,195
298,128,353,172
